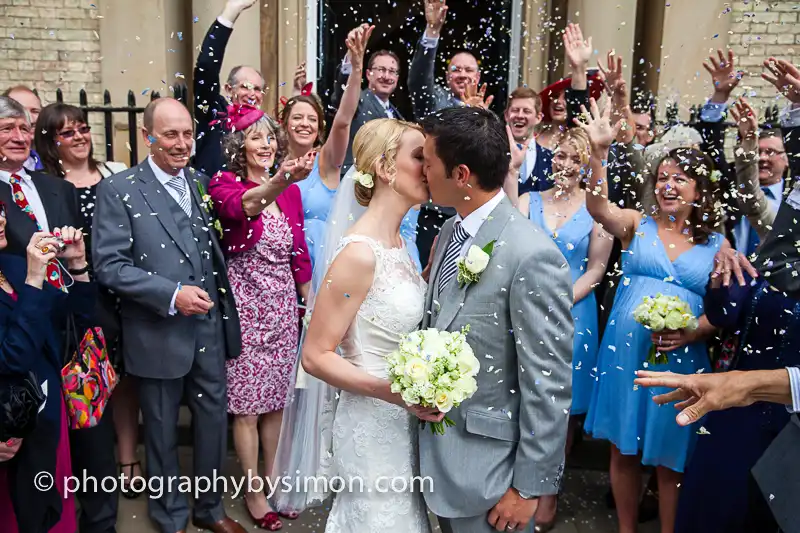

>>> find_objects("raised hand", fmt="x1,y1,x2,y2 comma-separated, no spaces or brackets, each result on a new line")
293,62,307,93
762,57,800,104
703,49,743,102
506,124,531,173
598,50,625,101
222,0,258,23
463,81,494,109
563,23,592,70
271,152,316,185
729,97,758,141
574,97,623,153
345,24,374,72
424,0,448,37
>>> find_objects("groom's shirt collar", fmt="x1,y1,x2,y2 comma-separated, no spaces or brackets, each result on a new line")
455,189,506,244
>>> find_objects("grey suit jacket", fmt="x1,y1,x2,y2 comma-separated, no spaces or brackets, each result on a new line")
408,36,462,120
752,413,800,533
91,161,241,380
419,197,574,518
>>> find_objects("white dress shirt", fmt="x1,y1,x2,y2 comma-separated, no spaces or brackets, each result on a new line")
146,156,190,315
520,141,538,185
788,367,800,413
0,167,50,232
375,93,394,118
454,189,505,255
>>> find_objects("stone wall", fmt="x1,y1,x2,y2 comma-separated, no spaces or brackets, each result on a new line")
0,0,105,159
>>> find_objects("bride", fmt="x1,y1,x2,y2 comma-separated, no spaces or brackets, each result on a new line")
274,118,443,532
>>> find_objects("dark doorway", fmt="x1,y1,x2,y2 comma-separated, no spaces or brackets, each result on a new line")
315,0,514,121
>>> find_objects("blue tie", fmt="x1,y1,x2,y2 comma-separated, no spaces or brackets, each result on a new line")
746,187,775,255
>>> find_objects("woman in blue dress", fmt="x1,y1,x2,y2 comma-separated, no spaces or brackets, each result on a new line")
518,128,613,530
578,99,725,533
279,25,372,267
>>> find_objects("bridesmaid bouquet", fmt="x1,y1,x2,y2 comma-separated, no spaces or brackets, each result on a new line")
633,294,699,365
386,326,480,435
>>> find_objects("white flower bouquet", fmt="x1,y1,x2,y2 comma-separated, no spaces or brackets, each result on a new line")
386,326,480,435
632,293,699,365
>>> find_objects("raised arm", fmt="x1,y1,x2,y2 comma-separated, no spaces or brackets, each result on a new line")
318,24,374,189
573,223,613,303
730,98,775,236
408,0,448,119
92,179,179,317
564,23,591,127
576,98,641,244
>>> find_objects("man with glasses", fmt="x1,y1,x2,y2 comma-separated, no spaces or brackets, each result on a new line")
333,45,405,173
192,0,265,177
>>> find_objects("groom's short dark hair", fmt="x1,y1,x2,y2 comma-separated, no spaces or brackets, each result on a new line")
420,107,509,192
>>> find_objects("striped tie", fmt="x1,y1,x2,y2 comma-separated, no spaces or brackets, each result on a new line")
438,221,470,294
165,175,192,217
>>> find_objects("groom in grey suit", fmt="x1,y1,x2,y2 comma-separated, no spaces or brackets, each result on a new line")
92,98,244,533
418,107,574,533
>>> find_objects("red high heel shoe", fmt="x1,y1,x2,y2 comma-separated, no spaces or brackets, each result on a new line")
279,511,299,520
252,511,282,531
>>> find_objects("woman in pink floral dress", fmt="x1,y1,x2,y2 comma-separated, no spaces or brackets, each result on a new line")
209,104,314,531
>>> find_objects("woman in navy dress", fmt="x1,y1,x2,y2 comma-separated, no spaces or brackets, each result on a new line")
518,128,612,529
578,99,725,533
674,274,799,533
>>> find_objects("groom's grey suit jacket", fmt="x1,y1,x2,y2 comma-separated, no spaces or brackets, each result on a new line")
419,197,574,519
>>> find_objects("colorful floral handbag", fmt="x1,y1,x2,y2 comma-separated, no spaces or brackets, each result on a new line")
61,316,119,429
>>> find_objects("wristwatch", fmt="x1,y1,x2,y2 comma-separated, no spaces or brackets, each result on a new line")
517,490,538,500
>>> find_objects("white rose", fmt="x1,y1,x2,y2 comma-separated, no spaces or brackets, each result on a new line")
434,390,454,413
463,245,490,274
421,333,448,360
649,314,666,331
664,310,684,331
404,357,430,383
401,388,419,405
452,376,478,402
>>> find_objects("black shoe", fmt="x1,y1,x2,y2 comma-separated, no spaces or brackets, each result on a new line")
118,461,144,500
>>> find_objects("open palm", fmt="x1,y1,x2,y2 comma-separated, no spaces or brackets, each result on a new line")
563,23,592,69
763,57,800,104
574,98,622,152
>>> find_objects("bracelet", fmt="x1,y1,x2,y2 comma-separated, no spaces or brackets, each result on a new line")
68,263,90,275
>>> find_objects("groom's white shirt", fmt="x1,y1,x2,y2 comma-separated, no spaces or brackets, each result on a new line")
454,189,505,254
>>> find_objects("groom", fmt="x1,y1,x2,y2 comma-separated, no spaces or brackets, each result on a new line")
419,107,574,533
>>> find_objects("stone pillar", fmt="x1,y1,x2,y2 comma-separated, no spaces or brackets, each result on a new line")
519,0,550,91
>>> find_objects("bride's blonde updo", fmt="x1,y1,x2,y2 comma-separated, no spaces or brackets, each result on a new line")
351,118,422,207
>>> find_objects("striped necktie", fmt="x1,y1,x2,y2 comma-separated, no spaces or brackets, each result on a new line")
438,221,470,294
165,175,192,217
8,174,66,292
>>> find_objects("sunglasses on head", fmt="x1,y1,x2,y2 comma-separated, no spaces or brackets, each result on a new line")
57,125,91,139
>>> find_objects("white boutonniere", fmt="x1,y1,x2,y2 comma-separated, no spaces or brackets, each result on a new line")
456,240,495,287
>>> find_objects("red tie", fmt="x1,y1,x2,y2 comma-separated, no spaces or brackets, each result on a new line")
8,174,66,292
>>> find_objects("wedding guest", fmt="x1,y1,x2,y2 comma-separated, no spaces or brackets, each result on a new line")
193,0,263,176
0,224,96,533
518,128,612,530
209,105,312,530
579,99,724,533
2,86,43,172
505,87,554,195
280,25,372,267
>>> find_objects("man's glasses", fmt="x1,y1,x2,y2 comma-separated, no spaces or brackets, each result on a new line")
759,148,786,157
58,125,91,139
449,66,478,75
369,66,399,77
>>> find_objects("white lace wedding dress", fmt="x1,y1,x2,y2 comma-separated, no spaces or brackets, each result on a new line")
324,235,431,533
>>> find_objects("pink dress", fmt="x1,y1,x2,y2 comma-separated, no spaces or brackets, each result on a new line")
226,211,299,415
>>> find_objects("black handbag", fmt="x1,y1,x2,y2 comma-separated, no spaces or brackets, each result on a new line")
0,370,45,441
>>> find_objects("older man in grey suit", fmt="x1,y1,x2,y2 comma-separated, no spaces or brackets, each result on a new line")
418,107,573,533
92,98,244,533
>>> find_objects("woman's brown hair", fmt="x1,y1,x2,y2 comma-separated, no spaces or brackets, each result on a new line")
34,103,98,177
655,147,722,245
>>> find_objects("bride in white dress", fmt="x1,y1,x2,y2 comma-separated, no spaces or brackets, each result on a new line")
273,118,443,532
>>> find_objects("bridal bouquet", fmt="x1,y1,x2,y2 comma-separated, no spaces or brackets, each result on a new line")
633,293,699,365
386,326,479,435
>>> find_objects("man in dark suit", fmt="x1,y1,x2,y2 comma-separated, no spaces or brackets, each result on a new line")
192,0,263,177
332,43,404,172
92,98,244,533
505,87,553,195
0,95,120,533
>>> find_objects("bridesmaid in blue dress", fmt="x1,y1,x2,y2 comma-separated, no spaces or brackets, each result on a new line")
577,99,726,533
279,25,373,267
518,128,612,530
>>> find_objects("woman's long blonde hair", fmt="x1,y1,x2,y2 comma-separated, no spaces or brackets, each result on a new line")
351,118,422,207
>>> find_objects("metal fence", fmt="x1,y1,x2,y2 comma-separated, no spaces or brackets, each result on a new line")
34,84,190,168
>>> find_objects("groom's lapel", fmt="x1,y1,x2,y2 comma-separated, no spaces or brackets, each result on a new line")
436,197,513,331
426,219,455,326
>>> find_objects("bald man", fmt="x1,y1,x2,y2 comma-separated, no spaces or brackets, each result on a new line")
92,98,243,533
